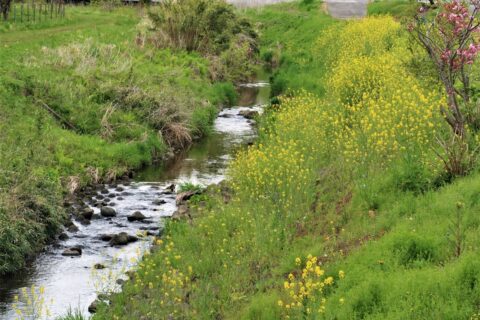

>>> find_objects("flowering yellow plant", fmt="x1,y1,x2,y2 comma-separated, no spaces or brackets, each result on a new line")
278,255,345,318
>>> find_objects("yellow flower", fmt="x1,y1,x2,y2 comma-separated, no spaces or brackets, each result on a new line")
324,277,334,285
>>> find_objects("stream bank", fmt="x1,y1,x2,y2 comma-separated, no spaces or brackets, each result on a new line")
0,80,270,319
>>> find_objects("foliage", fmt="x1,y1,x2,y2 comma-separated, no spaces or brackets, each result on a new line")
140,0,258,82
0,6,238,275
412,0,480,176
245,1,337,96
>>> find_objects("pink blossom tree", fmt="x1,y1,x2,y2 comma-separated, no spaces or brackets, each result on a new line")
412,0,480,175
413,1,480,135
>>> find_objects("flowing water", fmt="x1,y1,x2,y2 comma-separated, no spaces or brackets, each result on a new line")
0,81,270,320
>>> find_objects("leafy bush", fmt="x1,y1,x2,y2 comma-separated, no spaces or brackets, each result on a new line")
140,0,258,82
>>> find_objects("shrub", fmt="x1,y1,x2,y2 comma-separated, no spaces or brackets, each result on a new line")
141,0,258,82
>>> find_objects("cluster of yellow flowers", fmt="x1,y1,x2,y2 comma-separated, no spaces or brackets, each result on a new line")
325,17,444,167
278,255,345,318
133,237,195,316
231,17,444,212
12,285,52,320
230,91,337,233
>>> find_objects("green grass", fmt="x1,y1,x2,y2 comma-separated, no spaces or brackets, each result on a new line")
0,5,239,274
368,0,418,18
246,1,337,96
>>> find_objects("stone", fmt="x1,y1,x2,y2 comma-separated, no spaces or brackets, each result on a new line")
115,186,125,192
62,247,82,257
67,224,79,233
239,109,259,119
152,199,167,205
58,232,69,241
100,189,109,194
92,213,101,220
127,211,147,222
108,193,116,198
172,204,190,220
96,194,105,200
94,263,106,270
165,184,176,192
100,234,114,241
176,190,202,205
88,300,98,313
81,208,94,220
100,206,117,217
109,232,138,246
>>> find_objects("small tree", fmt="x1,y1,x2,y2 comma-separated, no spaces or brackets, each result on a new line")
0,0,12,20
412,0,480,175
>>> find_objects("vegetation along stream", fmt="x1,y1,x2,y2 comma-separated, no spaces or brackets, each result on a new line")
0,80,270,319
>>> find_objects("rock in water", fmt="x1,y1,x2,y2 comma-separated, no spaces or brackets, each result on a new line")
58,232,69,241
109,232,138,246
67,224,79,233
81,208,94,220
152,199,167,205
127,211,147,222
62,247,82,256
88,300,98,313
100,234,114,241
100,206,117,217
239,109,259,119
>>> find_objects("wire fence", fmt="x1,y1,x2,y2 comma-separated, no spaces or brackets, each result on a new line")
1,1,66,23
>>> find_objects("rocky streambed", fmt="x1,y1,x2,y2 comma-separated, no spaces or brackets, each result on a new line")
0,81,270,319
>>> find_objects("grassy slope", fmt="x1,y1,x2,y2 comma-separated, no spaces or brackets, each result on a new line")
89,1,480,319
0,6,236,274
368,0,418,17
252,1,338,96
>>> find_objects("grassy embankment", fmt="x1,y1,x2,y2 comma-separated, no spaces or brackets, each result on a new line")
0,5,244,275
93,1,480,319
367,0,418,17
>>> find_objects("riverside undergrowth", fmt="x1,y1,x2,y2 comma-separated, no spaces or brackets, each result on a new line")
91,1,480,319
0,5,247,275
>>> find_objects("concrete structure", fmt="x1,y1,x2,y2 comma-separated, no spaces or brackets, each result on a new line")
325,0,369,19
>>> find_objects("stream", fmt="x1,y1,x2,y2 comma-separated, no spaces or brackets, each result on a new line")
0,80,270,319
